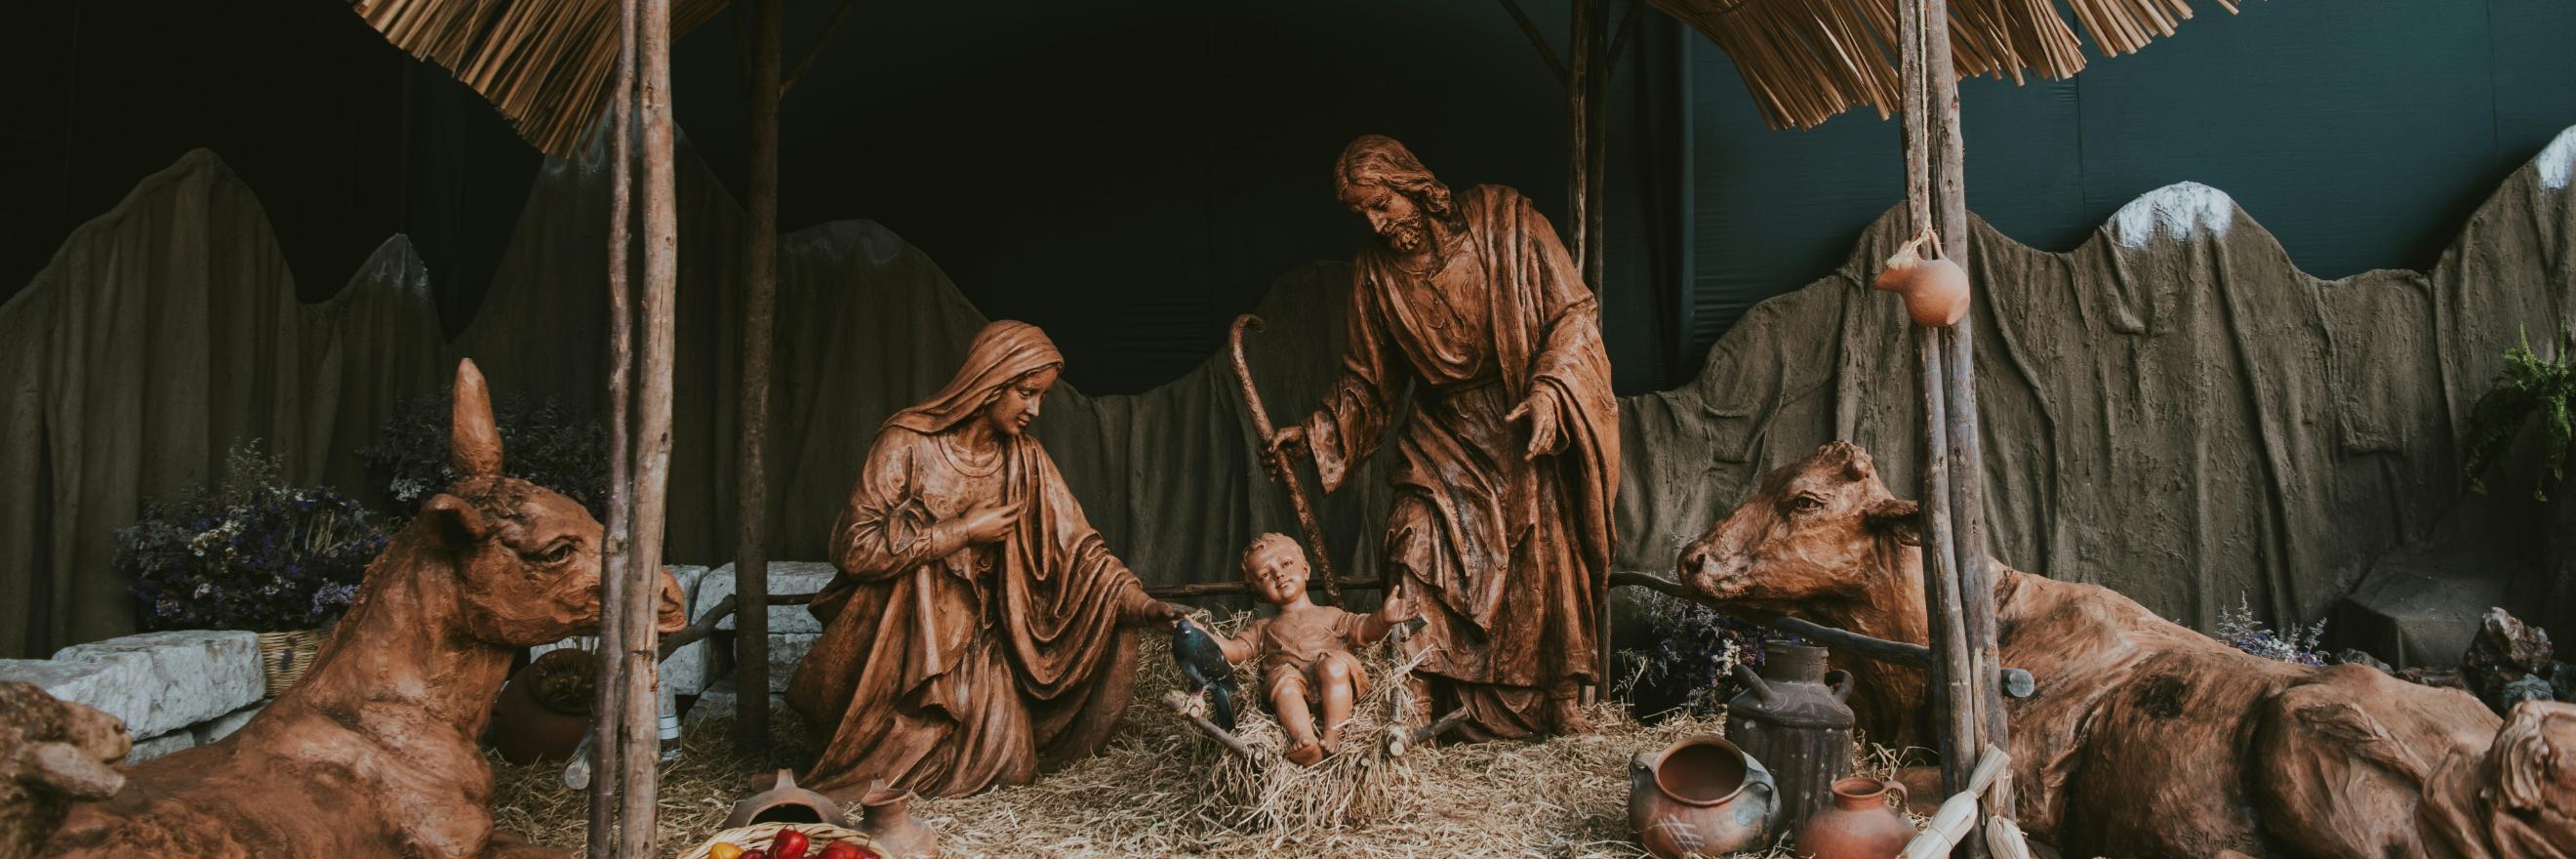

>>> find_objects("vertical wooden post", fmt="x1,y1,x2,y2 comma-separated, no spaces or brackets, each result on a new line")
1926,0,2014,824
1566,0,1594,274
1582,0,1609,292
618,0,678,852
734,0,782,757
1899,0,1987,835
584,0,638,853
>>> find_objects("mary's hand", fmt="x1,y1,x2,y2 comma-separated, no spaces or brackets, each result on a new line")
953,499,1025,545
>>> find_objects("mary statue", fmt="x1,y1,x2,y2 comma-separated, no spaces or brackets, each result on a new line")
787,320,1186,798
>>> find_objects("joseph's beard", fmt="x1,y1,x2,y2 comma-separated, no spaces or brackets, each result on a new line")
1382,216,1430,252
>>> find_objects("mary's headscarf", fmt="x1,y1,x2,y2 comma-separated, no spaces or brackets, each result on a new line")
883,320,1065,434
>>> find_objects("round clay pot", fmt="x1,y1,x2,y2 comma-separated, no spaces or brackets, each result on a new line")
856,781,941,858
486,650,592,765
1791,775,1914,859
726,768,852,829
1628,735,1781,858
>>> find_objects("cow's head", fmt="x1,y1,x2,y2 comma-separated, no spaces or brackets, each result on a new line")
1674,441,1921,613
418,360,686,647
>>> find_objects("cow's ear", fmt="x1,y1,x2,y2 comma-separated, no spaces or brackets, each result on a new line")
1864,498,1920,546
421,493,491,552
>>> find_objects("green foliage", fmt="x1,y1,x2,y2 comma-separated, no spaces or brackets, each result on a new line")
2464,325,2576,502
358,389,608,518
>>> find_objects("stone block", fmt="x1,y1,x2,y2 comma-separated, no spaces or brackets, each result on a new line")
192,700,268,745
35,631,263,740
700,561,837,634
686,677,786,725
767,633,818,693
126,731,196,764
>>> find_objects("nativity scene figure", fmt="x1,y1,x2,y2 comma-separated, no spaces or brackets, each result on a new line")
1266,135,1620,740
786,320,1189,799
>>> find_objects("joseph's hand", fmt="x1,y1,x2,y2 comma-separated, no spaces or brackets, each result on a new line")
1504,387,1564,460
1263,426,1310,479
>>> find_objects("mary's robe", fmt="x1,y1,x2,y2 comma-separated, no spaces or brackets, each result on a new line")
787,425,1159,798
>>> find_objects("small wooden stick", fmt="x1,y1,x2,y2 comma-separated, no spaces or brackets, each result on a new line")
1162,690,1256,760
1410,706,1472,746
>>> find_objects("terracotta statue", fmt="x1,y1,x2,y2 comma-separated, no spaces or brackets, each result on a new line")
1,682,128,858
787,320,1189,799
42,359,689,859
1266,135,1620,739
1673,440,2576,858
1211,533,1418,765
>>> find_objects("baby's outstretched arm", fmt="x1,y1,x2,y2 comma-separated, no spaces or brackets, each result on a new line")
1351,588,1424,644
1215,619,1263,665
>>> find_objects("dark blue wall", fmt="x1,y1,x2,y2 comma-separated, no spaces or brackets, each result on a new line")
1680,0,2576,366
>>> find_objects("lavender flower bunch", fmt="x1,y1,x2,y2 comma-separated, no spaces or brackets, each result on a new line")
2213,594,2330,668
118,442,390,633
1617,592,1780,719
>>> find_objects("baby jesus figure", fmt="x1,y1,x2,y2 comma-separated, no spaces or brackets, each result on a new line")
1214,533,1420,765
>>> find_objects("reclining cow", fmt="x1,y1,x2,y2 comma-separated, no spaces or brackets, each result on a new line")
1674,440,2575,858
42,359,687,859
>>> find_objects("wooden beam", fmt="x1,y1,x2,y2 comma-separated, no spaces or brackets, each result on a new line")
583,0,636,853
1492,0,1570,85
733,0,781,758
1147,576,1381,600
1567,0,1595,278
618,0,677,850
780,0,857,97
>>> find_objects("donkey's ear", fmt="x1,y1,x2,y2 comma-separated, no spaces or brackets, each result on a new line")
1864,498,1921,546
421,493,491,551
451,359,503,477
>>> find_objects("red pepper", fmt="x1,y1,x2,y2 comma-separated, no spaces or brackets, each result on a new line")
818,840,874,859
771,829,811,859
739,851,767,859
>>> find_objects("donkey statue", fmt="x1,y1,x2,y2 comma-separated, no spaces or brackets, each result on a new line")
43,359,687,859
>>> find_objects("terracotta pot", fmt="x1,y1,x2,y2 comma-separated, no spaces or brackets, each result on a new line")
1791,775,1914,859
726,768,852,829
1629,735,1780,858
485,651,591,765
856,781,940,858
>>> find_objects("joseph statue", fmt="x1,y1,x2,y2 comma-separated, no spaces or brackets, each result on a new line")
1268,135,1619,738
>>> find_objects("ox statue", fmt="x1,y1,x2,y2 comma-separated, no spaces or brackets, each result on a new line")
1675,440,2575,858
42,359,688,859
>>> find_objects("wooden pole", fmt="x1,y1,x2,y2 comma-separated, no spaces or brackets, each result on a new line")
1566,0,1594,275
733,0,781,757
618,0,677,851
1897,0,1983,826
1927,0,2014,823
584,0,637,853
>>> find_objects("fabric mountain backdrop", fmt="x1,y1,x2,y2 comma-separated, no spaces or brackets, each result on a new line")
3,126,2570,659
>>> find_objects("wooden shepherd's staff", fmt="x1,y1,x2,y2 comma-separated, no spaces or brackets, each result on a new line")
1230,313,1342,606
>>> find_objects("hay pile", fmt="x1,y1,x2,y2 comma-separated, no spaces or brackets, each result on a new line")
489,628,1913,857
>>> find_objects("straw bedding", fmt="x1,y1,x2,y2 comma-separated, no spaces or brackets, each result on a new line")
488,629,1913,858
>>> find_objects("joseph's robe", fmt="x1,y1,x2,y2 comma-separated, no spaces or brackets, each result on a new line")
787,426,1161,798
1303,184,1620,738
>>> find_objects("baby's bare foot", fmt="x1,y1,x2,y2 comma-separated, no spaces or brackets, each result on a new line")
1285,741,1325,766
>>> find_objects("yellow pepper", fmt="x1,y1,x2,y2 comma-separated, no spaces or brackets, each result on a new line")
708,842,744,859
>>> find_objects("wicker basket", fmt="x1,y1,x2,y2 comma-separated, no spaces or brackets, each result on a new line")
680,822,877,859
256,629,324,696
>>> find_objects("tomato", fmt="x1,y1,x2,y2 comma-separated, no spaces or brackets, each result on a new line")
771,829,811,859
819,840,876,859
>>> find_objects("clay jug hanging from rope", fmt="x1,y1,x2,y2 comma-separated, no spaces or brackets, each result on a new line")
1872,228,1969,327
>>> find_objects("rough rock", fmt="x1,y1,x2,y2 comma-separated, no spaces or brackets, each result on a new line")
29,631,262,740
2556,661,2576,703
2332,649,2395,674
701,561,837,634
124,731,195,764
2495,675,2556,714
2462,607,2554,703
191,701,267,745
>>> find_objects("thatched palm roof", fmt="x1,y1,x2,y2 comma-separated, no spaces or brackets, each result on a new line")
1657,0,2244,129
351,0,733,158
355,0,2242,157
